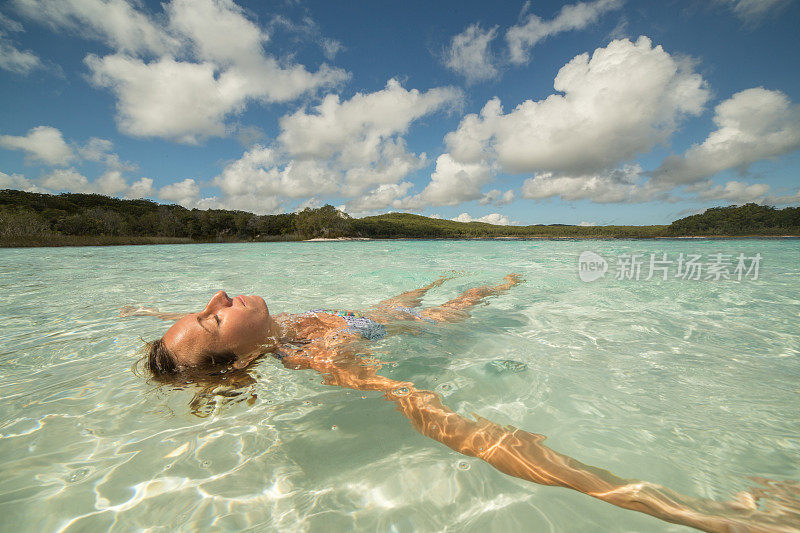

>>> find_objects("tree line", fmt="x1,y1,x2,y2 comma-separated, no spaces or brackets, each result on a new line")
666,203,800,235
1,189,798,246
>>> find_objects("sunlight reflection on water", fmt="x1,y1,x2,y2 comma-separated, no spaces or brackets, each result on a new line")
0,240,798,531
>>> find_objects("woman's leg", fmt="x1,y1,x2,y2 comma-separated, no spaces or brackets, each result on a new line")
420,274,522,323
374,274,453,309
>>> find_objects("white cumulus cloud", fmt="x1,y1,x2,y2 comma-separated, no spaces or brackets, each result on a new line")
267,13,344,61
126,177,154,199
506,0,623,64
0,13,24,32
416,37,709,207
279,79,460,162
0,30,43,74
694,180,772,203
85,50,345,144
0,125,75,165
440,0,622,82
345,182,413,213
401,154,493,208
765,189,800,206
37,167,152,198
40,168,90,191
443,24,498,83
0,126,137,174
212,146,339,210
452,212,512,225
0,126,157,199
93,170,129,195
86,55,239,143
78,137,136,171
520,165,663,203
158,178,201,207
652,88,800,186
209,80,461,213
0,170,41,192
12,0,178,54
479,189,515,206
717,0,791,22
295,197,322,212
16,0,348,144
446,37,709,176
321,38,343,60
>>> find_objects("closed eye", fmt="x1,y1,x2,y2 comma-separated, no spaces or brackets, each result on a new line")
214,315,221,326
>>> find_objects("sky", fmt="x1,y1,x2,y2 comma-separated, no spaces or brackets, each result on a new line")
0,0,798,226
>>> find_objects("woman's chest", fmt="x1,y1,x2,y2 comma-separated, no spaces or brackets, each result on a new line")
282,314,349,342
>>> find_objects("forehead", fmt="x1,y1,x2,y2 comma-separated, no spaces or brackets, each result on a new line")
163,314,216,365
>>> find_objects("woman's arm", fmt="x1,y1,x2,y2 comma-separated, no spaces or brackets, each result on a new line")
279,347,795,533
118,305,185,321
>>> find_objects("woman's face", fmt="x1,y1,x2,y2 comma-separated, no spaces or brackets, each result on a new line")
162,290,273,369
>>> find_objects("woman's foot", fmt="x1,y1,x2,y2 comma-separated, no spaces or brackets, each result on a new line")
500,273,524,289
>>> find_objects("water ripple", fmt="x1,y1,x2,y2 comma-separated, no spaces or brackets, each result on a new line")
0,240,798,531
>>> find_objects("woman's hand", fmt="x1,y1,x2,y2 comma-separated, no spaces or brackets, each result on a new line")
119,305,160,317
118,306,185,321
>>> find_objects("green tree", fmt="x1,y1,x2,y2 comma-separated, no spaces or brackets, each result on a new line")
295,205,351,238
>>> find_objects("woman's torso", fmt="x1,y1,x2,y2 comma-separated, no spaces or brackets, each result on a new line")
271,310,386,359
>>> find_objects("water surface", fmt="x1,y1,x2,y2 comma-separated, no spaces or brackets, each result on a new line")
1,239,798,531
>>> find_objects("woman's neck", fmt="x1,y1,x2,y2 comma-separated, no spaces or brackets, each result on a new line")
267,314,284,338
271,313,317,346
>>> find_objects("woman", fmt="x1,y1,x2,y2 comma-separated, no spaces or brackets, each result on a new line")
124,275,796,533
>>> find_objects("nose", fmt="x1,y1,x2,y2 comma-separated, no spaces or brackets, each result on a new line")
201,290,232,316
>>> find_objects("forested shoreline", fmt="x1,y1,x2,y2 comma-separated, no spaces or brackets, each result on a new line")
1,189,799,247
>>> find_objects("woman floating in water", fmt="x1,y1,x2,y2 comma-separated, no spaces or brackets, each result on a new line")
123,275,797,533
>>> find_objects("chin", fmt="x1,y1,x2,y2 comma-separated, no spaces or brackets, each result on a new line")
255,296,270,317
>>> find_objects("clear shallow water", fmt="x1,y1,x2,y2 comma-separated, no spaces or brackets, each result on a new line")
0,239,798,532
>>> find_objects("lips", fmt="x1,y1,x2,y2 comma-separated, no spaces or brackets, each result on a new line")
236,295,247,307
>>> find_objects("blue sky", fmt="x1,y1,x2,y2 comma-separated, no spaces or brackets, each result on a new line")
0,0,798,225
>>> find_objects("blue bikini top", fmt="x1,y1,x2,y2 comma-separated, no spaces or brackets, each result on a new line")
305,309,387,341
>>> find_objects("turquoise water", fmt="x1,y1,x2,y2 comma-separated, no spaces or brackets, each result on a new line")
0,239,798,532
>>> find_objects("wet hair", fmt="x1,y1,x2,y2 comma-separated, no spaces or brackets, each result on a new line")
144,338,177,375
137,338,261,418
143,338,237,377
